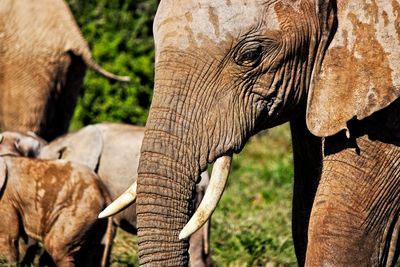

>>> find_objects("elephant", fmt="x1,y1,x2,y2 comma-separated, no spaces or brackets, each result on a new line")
0,0,129,141
38,123,212,266
0,145,112,266
100,0,400,266
0,131,47,158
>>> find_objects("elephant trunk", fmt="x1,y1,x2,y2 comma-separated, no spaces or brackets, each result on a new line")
137,129,200,266
131,50,233,265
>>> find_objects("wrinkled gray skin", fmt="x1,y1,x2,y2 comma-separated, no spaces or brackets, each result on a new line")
0,151,110,266
134,0,400,266
39,123,211,267
0,0,129,141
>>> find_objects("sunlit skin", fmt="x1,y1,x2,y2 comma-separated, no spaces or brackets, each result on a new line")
0,157,109,267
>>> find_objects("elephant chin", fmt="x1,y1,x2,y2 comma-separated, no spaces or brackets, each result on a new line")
99,155,232,239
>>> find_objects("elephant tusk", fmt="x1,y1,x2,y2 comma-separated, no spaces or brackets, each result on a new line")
203,219,210,255
98,181,137,218
179,155,232,240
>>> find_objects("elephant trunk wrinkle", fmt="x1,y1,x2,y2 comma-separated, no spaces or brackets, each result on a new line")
137,130,200,266
137,172,194,266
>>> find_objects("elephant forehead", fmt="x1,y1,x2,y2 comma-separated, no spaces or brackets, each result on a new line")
154,0,282,52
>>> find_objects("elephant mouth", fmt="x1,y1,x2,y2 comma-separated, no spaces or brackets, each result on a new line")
98,154,233,240
179,155,232,239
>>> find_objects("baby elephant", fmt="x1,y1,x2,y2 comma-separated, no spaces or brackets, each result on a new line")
0,134,111,267
0,131,47,157
39,123,212,267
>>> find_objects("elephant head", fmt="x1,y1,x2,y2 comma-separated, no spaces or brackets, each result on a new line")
0,131,47,157
0,131,47,199
0,0,129,141
104,0,400,265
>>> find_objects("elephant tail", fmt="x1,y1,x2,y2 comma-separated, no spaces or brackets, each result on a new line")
81,52,130,83
100,216,115,267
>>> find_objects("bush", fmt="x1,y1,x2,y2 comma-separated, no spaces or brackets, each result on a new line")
66,0,157,129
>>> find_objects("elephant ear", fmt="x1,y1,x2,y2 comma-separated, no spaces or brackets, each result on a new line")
0,158,7,198
40,125,103,171
306,0,400,137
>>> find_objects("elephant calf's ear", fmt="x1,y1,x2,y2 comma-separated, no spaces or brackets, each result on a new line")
56,125,103,171
0,158,7,197
307,0,400,137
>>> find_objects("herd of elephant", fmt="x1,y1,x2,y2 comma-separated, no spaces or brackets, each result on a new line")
0,125,210,266
0,0,210,266
2,0,400,266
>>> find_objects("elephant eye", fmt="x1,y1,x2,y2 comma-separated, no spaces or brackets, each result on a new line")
235,44,263,67
234,38,278,68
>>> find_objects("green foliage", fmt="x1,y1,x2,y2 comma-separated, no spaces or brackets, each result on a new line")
111,229,139,267
66,0,157,129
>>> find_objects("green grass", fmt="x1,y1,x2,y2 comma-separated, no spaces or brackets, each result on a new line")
210,123,295,267
0,257,16,267
111,123,296,266
111,230,138,267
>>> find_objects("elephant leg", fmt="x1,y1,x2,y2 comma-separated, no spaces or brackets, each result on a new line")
43,240,75,267
42,213,91,267
20,238,40,267
290,115,322,266
188,172,212,267
0,203,20,263
306,135,400,266
44,221,103,267
100,217,116,267
52,257,75,267
38,250,56,267
189,221,211,267
73,218,110,267
40,52,86,141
